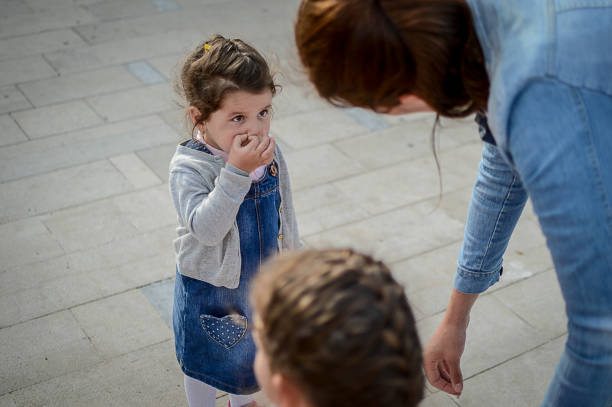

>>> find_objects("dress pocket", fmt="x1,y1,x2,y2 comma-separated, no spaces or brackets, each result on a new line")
200,314,248,349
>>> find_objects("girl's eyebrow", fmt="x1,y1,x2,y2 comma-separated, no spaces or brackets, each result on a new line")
227,104,272,116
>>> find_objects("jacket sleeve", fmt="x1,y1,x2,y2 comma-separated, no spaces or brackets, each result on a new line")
169,164,252,246
275,144,303,250
453,142,528,293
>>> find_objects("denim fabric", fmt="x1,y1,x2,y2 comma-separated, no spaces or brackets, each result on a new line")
454,143,527,293
173,140,280,394
461,1,612,404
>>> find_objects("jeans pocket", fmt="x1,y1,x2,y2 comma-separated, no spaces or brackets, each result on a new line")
200,314,248,349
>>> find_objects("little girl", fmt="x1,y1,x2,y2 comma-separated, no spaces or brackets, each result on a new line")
169,35,300,407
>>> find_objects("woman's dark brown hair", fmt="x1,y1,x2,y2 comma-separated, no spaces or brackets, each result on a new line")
176,34,278,135
251,249,424,407
294,0,489,117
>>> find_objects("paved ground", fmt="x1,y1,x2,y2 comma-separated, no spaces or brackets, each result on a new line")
0,1,567,406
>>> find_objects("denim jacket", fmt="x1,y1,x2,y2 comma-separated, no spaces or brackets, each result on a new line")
455,0,612,293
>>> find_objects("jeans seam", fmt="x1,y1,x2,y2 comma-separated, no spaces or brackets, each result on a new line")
477,174,519,271
571,87,612,233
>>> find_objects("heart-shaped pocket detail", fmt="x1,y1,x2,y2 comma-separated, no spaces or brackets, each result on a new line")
200,314,248,349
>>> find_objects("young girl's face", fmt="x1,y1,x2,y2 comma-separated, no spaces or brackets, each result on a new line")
200,90,273,152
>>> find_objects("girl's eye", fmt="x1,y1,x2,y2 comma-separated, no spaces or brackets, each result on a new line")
258,109,269,118
231,115,244,122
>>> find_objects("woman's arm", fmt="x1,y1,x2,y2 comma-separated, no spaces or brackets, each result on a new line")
424,141,528,395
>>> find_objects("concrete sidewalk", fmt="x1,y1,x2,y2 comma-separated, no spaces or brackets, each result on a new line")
0,1,565,406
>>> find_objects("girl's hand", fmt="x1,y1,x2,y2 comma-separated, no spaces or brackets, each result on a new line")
228,134,275,174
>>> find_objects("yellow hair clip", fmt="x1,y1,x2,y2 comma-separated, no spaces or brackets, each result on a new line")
204,43,211,52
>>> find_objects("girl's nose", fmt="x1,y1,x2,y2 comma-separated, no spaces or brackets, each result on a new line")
246,119,264,137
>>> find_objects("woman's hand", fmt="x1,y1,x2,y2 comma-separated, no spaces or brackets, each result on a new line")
423,288,478,396
228,134,275,173
423,317,468,396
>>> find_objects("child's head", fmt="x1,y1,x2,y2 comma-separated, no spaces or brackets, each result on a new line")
178,35,277,151
251,249,424,407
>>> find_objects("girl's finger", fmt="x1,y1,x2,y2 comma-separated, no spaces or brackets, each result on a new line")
234,133,249,149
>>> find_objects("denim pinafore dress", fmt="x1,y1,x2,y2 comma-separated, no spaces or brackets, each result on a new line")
173,140,280,394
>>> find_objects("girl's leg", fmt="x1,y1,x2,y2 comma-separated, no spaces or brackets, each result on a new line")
184,374,217,407
228,393,255,407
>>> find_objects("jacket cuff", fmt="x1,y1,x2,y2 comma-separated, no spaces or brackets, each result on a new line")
453,265,501,294
217,164,251,203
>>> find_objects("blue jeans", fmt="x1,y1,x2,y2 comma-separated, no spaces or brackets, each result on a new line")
455,81,612,405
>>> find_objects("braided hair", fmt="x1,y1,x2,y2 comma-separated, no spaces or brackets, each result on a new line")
251,249,424,407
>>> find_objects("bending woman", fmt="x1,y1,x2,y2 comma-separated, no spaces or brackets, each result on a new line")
294,1,612,405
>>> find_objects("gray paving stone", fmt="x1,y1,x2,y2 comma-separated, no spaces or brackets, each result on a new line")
0,114,27,146
304,199,465,264
141,278,174,328
158,107,187,134
125,60,166,84
0,116,177,182
87,83,174,121
392,243,460,317
44,30,198,74
0,0,32,18
493,270,567,339
0,394,16,407
0,86,31,114
343,107,391,131
0,29,85,62
66,225,174,277
420,392,459,407
333,117,479,170
0,311,101,394
297,200,371,237
272,82,333,119
147,53,183,81
0,218,64,271
0,6,96,40
10,100,103,139
283,144,366,191
18,66,141,107
41,199,141,253
0,256,75,297
505,216,547,256
71,289,172,358
73,0,298,45
331,146,479,216
0,246,174,328
23,0,106,10
457,336,566,407
0,160,133,223
109,152,162,189
111,184,176,232
83,0,172,21
417,295,551,381
0,56,57,87
7,340,184,407
136,142,179,182
272,108,368,150
292,183,350,214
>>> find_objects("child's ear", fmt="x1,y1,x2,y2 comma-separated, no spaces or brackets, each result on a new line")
272,373,310,407
188,106,203,127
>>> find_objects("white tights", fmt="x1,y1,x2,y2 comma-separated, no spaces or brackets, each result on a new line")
184,374,255,407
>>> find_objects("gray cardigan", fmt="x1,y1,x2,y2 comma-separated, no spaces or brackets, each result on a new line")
169,142,300,288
